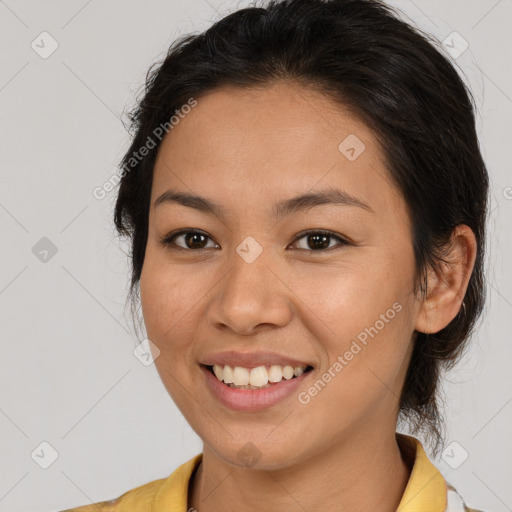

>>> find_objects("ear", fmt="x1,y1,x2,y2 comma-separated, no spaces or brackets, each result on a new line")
415,225,477,334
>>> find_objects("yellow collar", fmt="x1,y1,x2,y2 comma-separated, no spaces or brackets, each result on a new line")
153,451,203,511
395,433,447,511
153,433,448,512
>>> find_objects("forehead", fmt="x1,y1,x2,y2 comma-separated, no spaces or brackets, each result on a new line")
151,82,403,219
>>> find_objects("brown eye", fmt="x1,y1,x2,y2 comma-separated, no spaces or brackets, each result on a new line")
291,230,350,251
160,230,218,250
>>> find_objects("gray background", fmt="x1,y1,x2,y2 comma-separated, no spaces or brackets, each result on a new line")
0,0,510,511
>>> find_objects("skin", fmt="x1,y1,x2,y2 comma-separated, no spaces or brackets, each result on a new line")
139,81,477,512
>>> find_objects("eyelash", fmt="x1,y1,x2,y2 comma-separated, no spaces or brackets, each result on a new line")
159,229,351,252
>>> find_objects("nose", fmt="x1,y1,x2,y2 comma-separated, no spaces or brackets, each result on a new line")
207,244,293,336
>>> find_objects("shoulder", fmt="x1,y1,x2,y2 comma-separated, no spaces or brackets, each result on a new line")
56,453,203,512
56,476,167,511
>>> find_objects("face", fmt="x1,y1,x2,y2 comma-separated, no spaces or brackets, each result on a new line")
140,81,421,470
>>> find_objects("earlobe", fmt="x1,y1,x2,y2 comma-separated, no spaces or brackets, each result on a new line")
414,225,477,334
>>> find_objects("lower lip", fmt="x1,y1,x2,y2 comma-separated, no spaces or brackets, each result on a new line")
200,365,312,412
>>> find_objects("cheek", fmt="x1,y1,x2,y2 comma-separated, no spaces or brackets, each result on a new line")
139,251,209,344
312,249,415,369
300,255,410,326
303,288,413,435
139,254,202,401
139,256,165,337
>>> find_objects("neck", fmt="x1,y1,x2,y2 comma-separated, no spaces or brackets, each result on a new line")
189,429,412,512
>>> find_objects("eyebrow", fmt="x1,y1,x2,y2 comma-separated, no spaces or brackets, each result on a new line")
154,187,374,219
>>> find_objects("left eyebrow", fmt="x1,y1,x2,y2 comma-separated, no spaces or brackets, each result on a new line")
153,186,374,220
271,187,374,218
154,190,229,218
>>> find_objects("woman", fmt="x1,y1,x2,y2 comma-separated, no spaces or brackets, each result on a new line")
61,0,489,510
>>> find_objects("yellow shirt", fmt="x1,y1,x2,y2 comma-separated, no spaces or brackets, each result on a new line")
59,433,484,512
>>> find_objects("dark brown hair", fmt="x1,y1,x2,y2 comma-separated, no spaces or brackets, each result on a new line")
113,0,489,456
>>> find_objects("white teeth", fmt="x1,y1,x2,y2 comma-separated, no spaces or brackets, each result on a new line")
233,366,250,386
210,363,309,388
223,365,234,383
249,366,268,387
268,365,282,382
213,364,223,381
282,365,294,380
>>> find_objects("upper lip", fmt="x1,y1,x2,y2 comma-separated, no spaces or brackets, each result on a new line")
200,350,313,369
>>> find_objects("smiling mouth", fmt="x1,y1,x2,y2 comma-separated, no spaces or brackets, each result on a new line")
204,363,314,390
